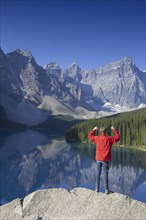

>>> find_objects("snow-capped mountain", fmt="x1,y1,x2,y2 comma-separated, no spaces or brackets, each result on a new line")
0,48,146,125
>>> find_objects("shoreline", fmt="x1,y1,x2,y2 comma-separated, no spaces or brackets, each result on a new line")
81,141,146,152
72,140,146,152
113,145,146,152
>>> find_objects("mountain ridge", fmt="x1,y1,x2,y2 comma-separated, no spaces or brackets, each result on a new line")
0,48,146,126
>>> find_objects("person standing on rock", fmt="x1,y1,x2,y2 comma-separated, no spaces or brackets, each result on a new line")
88,126,120,194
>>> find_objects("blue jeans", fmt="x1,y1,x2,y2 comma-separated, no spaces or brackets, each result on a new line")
96,160,109,191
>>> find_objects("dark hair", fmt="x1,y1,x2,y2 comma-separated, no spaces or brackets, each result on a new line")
99,127,106,134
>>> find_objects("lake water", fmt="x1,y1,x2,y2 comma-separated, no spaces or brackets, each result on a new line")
0,129,146,204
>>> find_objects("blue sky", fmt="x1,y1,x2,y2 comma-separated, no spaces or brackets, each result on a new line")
1,0,146,70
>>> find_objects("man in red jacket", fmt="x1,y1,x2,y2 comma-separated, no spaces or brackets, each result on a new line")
88,126,120,194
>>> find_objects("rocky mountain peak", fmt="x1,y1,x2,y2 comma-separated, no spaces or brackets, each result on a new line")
121,56,133,62
96,57,137,73
115,56,136,67
0,48,7,64
11,49,33,58
69,63,80,71
7,49,36,65
44,61,61,70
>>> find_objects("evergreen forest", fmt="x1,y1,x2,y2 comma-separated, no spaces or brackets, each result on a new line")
65,108,146,148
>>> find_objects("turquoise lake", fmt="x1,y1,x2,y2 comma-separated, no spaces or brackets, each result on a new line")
0,129,146,204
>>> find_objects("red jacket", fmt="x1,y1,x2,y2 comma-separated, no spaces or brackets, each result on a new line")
88,129,120,161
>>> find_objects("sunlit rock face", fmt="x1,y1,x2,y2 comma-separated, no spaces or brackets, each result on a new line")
81,57,146,108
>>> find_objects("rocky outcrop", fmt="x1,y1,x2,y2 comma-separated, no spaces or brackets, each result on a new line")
0,188,146,220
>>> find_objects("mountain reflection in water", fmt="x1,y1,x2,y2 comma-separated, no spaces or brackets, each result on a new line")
0,130,146,204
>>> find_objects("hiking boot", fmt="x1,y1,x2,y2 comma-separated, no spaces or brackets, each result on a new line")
95,188,99,193
105,189,114,195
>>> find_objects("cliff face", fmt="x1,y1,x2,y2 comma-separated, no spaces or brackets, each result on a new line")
0,188,146,220
0,48,23,102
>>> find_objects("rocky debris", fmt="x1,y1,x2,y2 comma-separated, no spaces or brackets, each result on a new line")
0,188,146,220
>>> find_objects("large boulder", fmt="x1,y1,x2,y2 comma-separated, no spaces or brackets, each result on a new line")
0,188,146,220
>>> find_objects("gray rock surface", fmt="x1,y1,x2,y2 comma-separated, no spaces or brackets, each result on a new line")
0,188,146,220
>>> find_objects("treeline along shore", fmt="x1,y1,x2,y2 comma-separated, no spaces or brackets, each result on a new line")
65,108,146,150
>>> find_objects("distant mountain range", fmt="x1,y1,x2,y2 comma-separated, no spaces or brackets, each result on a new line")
0,48,146,126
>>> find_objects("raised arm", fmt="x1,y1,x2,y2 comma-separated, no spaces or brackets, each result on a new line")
88,127,98,142
109,126,120,144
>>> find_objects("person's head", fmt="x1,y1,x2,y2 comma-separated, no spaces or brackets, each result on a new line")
99,127,107,134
